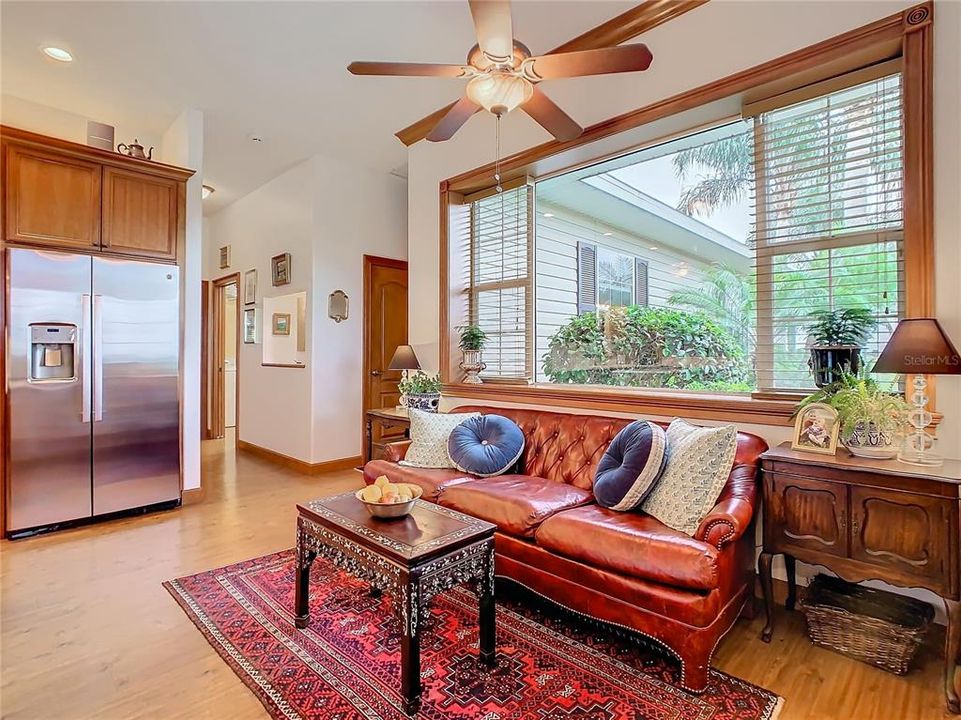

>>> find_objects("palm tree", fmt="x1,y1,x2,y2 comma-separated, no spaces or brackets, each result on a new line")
672,132,753,217
669,264,755,353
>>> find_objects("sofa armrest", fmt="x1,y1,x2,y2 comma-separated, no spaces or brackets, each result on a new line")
694,464,758,549
383,440,412,463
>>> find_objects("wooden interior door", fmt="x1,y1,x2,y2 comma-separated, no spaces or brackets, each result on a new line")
363,256,408,459
209,274,240,441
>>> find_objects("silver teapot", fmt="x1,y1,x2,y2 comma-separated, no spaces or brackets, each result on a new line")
117,139,153,160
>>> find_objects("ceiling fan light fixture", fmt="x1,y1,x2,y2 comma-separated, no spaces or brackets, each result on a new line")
466,72,533,116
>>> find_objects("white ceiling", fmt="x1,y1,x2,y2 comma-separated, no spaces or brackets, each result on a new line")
1,0,636,214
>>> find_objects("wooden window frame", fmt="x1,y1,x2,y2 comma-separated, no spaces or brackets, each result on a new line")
438,3,935,426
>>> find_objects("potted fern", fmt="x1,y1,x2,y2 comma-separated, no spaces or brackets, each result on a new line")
399,372,442,412
797,373,909,458
457,325,488,384
806,308,876,387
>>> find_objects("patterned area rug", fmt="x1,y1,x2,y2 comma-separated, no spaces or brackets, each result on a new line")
165,550,782,720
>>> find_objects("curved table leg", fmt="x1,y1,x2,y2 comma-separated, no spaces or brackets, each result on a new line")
945,598,960,714
759,552,775,643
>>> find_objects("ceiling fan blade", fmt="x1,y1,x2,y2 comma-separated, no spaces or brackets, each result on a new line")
468,0,514,62
348,61,471,78
426,95,482,142
525,43,653,80
521,87,582,142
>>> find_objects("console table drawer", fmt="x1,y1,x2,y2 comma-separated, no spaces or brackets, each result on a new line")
765,473,848,558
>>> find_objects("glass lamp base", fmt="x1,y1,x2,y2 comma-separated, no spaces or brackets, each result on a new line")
897,448,944,467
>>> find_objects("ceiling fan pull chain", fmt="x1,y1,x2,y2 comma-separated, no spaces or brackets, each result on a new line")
494,113,503,194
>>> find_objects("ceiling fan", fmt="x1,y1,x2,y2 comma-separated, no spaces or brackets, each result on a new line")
348,0,653,143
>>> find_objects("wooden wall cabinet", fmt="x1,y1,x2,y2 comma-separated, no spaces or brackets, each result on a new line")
1,126,192,263
759,444,961,714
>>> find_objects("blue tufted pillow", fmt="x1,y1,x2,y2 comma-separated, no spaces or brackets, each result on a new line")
593,420,668,511
447,414,525,478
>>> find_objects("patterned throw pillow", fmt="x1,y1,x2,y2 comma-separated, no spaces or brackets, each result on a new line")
641,419,738,535
400,409,480,469
593,421,667,511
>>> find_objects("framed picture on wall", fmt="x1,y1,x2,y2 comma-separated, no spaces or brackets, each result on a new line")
271,253,291,286
243,308,256,344
244,269,257,305
219,245,230,269
272,312,291,335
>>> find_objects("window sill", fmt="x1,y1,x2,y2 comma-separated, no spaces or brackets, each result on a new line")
442,381,801,426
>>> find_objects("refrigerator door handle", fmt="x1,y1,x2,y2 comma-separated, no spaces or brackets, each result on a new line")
81,294,92,423
93,294,104,422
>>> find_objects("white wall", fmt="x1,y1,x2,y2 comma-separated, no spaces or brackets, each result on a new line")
408,0,961,612
204,154,407,464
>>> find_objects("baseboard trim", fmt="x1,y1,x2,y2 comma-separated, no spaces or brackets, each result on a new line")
181,486,206,505
236,439,360,475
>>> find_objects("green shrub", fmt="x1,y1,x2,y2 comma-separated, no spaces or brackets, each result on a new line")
542,306,754,391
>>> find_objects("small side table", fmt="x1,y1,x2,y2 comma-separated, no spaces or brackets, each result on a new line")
365,407,411,463
758,443,961,713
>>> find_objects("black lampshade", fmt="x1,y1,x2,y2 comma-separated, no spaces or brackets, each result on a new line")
388,344,421,371
872,318,961,375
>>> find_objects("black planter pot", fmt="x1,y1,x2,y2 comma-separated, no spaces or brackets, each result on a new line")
809,346,862,387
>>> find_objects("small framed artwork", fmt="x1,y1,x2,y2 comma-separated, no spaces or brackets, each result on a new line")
271,253,291,286
244,269,257,305
272,312,291,336
243,308,256,344
791,402,840,455
219,245,230,269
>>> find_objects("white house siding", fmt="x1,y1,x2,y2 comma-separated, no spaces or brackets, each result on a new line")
534,203,709,380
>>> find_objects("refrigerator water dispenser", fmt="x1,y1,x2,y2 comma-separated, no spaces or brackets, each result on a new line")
29,324,77,382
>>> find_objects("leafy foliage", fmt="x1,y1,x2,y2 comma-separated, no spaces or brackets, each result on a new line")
457,325,487,351
668,264,756,354
806,308,877,347
542,306,753,391
673,132,753,217
796,371,908,437
399,372,441,395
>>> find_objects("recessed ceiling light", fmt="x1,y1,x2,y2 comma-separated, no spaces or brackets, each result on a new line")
42,47,73,62
649,246,658,251
202,185,215,200
542,212,554,218
603,232,613,236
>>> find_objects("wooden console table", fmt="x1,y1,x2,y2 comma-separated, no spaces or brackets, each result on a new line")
758,443,961,713
365,406,410,463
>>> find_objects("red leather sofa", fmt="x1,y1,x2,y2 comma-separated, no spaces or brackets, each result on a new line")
363,405,767,692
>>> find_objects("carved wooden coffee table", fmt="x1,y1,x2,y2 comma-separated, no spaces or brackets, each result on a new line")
294,491,497,715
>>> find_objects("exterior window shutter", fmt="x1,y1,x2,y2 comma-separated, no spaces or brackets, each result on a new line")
577,242,597,313
634,258,649,306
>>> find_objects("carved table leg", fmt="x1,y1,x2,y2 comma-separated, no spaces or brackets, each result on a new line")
294,525,316,629
784,554,797,611
758,552,775,643
400,578,422,715
945,598,960,714
478,540,496,667
365,416,373,464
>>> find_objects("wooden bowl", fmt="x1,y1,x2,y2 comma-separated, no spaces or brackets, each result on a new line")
354,485,423,519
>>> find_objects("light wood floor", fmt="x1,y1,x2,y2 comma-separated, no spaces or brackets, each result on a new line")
0,432,951,719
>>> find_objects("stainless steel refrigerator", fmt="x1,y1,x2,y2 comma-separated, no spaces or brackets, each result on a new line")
6,247,181,535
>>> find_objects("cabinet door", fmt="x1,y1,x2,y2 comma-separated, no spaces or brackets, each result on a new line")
766,473,849,558
101,167,179,261
4,143,101,249
850,485,954,593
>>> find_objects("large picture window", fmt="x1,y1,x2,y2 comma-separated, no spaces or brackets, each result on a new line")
462,67,905,395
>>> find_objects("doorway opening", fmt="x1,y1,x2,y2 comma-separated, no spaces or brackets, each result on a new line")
210,273,241,446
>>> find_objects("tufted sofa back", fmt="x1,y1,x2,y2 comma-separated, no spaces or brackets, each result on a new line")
451,405,768,491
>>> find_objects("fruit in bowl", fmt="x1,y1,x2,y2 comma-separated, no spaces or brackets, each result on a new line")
356,475,423,518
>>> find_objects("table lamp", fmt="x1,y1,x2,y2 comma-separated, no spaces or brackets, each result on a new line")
872,318,961,466
388,345,421,409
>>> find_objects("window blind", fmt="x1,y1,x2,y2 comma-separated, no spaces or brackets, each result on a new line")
753,71,904,390
469,185,533,379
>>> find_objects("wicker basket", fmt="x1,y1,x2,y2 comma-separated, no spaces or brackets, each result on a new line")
800,574,934,675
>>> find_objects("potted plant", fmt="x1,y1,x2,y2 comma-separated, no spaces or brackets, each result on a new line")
398,372,442,412
457,325,487,385
797,372,909,458
805,308,876,387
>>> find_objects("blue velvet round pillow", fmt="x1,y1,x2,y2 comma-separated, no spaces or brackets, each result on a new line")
447,414,525,477
594,420,667,511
